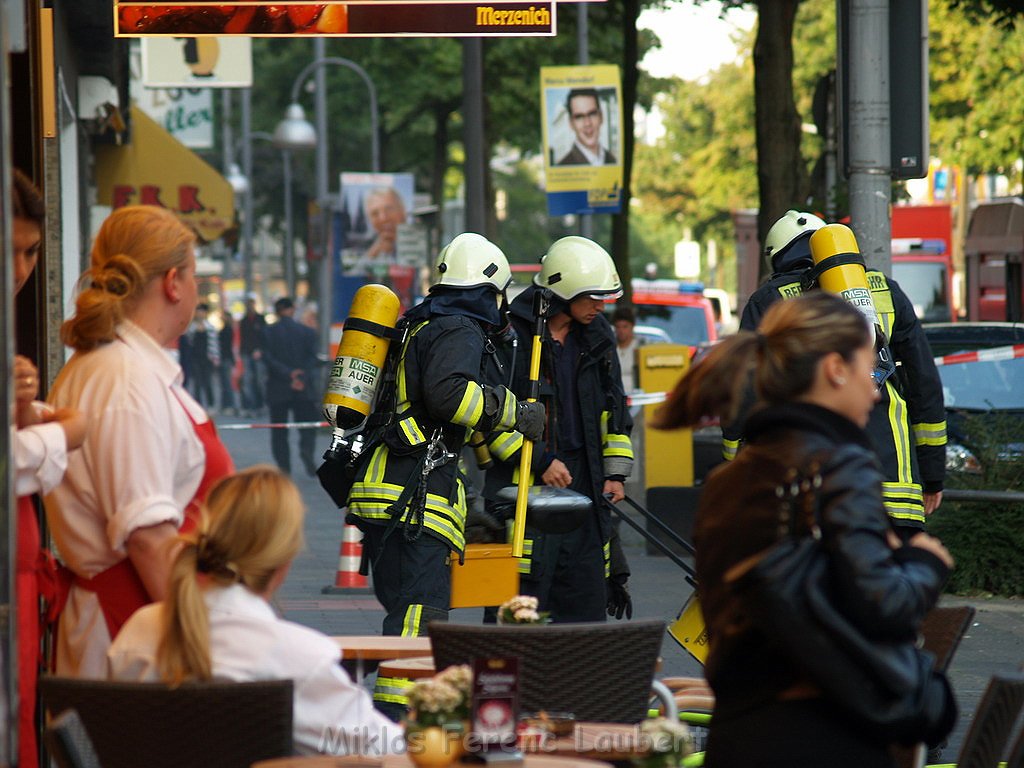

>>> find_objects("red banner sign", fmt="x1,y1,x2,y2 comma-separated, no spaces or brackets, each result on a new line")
115,3,556,36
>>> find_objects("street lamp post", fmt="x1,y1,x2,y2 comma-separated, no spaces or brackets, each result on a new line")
231,130,296,302
273,44,380,355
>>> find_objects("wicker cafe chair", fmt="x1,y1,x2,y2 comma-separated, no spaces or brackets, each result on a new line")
927,672,1024,768
429,619,665,723
39,676,294,768
44,709,103,768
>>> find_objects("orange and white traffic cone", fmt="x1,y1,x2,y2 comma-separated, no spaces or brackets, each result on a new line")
322,522,373,594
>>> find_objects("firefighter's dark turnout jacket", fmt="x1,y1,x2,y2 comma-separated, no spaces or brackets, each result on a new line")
345,295,520,555
724,247,947,530
484,285,634,577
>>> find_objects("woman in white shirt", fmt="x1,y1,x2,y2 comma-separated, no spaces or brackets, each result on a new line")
47,205,234,677
108,466,401,756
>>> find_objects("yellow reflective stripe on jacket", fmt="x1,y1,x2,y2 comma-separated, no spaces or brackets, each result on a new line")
913,421,947,447
348,482,467,550
396,320,429,410
603,540,611,578
373,675,412,705
398,415,427,447
517,538,534,574
886,382,914,486
366,444,388,484
867,271,895,337
402,604,424,637
452,381,485,428
722,438,740,462
497,388,518,431
511,465,535,486
489,430,523,462
882,481,925,522
604,433,634,459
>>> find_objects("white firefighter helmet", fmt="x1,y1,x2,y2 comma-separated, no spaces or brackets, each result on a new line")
535,236,623,301
432,233,512,293
764,210,827,265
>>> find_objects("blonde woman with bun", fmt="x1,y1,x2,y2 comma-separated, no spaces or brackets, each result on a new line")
46,205,234,677
109,467,399,756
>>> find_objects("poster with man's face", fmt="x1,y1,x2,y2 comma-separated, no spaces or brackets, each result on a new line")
339,172,416,272
541,65,623,216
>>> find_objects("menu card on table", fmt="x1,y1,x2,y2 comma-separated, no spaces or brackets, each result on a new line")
471,656,522,761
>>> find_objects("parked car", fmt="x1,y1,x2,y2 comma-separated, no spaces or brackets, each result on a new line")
923,322,1024,474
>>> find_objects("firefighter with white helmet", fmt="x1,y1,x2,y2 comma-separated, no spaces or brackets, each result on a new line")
344,232,544,715
484,235,634,622
724,210,947,536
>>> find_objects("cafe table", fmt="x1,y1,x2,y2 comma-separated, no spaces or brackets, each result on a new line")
332,636,433,684
252,754,615,768
520,723,650,763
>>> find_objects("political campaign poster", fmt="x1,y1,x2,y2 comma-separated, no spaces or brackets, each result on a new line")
338,172,422,309
541,64,623,216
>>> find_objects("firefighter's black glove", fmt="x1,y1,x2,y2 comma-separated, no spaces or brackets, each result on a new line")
515,401,546,442
606,574,632,620
464,506,506,544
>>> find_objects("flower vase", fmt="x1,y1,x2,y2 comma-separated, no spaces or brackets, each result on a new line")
406,720,467,768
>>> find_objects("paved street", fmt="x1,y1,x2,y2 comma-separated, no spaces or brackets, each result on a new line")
218,412,1024,760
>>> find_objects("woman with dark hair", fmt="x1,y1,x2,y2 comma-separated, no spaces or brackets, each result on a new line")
651,292,954,767
46,205,234,677
11,169,87,768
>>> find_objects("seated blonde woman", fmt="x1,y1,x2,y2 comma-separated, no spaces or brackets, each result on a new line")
108,466,401,756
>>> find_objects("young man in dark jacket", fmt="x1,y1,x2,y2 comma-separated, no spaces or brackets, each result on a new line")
485,236,634,622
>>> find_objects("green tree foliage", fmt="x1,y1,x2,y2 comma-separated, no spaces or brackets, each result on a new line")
930,414,1024,596
930,3,1024,189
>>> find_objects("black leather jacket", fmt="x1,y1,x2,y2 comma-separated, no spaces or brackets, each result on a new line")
696,402,950,719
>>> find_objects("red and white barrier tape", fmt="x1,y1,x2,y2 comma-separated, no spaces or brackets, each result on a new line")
217,420,330,430
932,344,1024,367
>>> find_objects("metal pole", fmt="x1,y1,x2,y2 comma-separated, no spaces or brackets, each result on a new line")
462,38,485,232
847,0,891,274
221,90,235,284
578,4,593,240
314,38,332,355
824,71,838,221
241,87,254,298
283,148,295,297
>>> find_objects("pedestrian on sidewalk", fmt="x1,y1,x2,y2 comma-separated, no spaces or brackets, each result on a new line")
188,302,219,410
218,308,238,415
261,297,321,477
239,294,266,415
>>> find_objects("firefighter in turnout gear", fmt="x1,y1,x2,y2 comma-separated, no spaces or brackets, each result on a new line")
723,211,947,535
484,236,635,622
344,233,545,717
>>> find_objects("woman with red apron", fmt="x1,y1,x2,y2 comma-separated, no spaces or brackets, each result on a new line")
11,169,89,768
46,206,235,678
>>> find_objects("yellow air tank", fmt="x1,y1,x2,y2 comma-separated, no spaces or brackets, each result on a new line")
808,223,879,329
323,284,401,430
